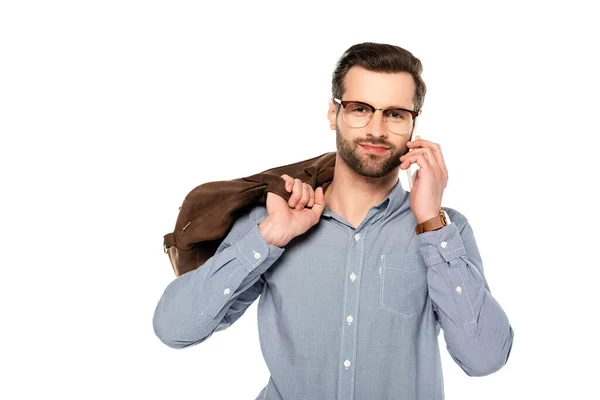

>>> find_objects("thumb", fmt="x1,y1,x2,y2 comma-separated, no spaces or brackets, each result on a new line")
310,187,326,218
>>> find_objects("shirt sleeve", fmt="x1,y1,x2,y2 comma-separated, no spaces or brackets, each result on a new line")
416,208,514,377
153,206,284,349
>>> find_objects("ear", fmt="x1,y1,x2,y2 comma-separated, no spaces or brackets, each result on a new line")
327,99,337,130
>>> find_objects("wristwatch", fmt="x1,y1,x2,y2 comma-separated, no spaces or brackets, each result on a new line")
415,210,449,235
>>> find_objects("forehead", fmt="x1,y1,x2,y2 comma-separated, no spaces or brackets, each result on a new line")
342,66,415,109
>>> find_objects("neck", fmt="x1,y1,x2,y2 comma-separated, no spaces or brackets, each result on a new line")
324,154,399,228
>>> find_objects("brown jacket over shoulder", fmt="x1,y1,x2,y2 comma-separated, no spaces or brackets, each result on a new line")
163,152,337,276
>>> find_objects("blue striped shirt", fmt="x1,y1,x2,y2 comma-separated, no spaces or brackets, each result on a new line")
153,177,514,399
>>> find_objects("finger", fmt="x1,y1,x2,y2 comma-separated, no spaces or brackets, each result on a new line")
429,143,448,183
296,182,312,210
280,174,294,192
421,147,440,172
404,142,448,186
309,187,325,219
399,150,433,174
401,147,438,167
406,136,434,151
289,178,303,207
412,153,436,181
401,152,431,170
418,147,443,184
406,138,447,175
400,148,432,167
307,184,315,208
406,135,427,147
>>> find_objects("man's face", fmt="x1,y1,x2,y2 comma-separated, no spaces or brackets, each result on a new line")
328,66,416,178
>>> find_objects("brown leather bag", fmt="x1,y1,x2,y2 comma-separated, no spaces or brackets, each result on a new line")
163,152,336,276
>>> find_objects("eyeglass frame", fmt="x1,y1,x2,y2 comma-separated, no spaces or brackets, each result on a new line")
333,97,421,130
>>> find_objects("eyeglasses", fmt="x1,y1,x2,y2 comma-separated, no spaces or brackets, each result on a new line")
333,98,420,135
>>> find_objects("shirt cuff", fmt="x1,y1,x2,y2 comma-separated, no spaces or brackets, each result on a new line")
235,223,285,273
416,223,466,266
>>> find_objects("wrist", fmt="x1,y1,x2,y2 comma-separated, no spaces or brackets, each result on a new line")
415,208,441,224
258,217,291,247
416,212,440,225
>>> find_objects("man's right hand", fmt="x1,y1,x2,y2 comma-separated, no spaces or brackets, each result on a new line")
258,174,325,247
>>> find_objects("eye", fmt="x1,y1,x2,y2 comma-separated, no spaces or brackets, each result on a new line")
347,103,370,114
387,110,409,120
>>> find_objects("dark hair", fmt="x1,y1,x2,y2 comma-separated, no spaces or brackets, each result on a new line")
332,42,426,112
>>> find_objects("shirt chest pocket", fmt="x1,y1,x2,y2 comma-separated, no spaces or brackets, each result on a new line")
379,253,428,319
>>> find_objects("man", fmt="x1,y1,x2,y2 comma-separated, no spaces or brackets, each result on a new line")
153,42,514,399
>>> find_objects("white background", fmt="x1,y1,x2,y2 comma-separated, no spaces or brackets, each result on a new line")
1,1,598,399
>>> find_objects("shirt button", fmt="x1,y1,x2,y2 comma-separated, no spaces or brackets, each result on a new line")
349,272,356,282
253,250,261,259
354,233,360,241
223,288,231,295
346,315,353,324
344,359,351,369
440,241,447,248
455,286,462,294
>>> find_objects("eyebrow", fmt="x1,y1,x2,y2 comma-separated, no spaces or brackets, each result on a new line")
354,100,411,110
386,104,410,109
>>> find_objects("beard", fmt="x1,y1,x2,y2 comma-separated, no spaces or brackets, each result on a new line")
336,125,409,178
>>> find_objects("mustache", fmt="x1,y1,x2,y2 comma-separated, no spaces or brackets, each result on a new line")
354,138,394,148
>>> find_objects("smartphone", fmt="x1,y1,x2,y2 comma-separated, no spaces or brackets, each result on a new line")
406,122,419,190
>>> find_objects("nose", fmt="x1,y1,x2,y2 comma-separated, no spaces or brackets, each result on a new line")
366,110,387,138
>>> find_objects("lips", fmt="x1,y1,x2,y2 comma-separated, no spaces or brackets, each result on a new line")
359,143,390,154
360,144,389,149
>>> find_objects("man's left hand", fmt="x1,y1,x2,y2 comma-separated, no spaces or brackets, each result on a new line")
399,135,448,224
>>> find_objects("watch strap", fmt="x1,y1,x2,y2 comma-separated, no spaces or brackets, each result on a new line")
415,210,448,235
